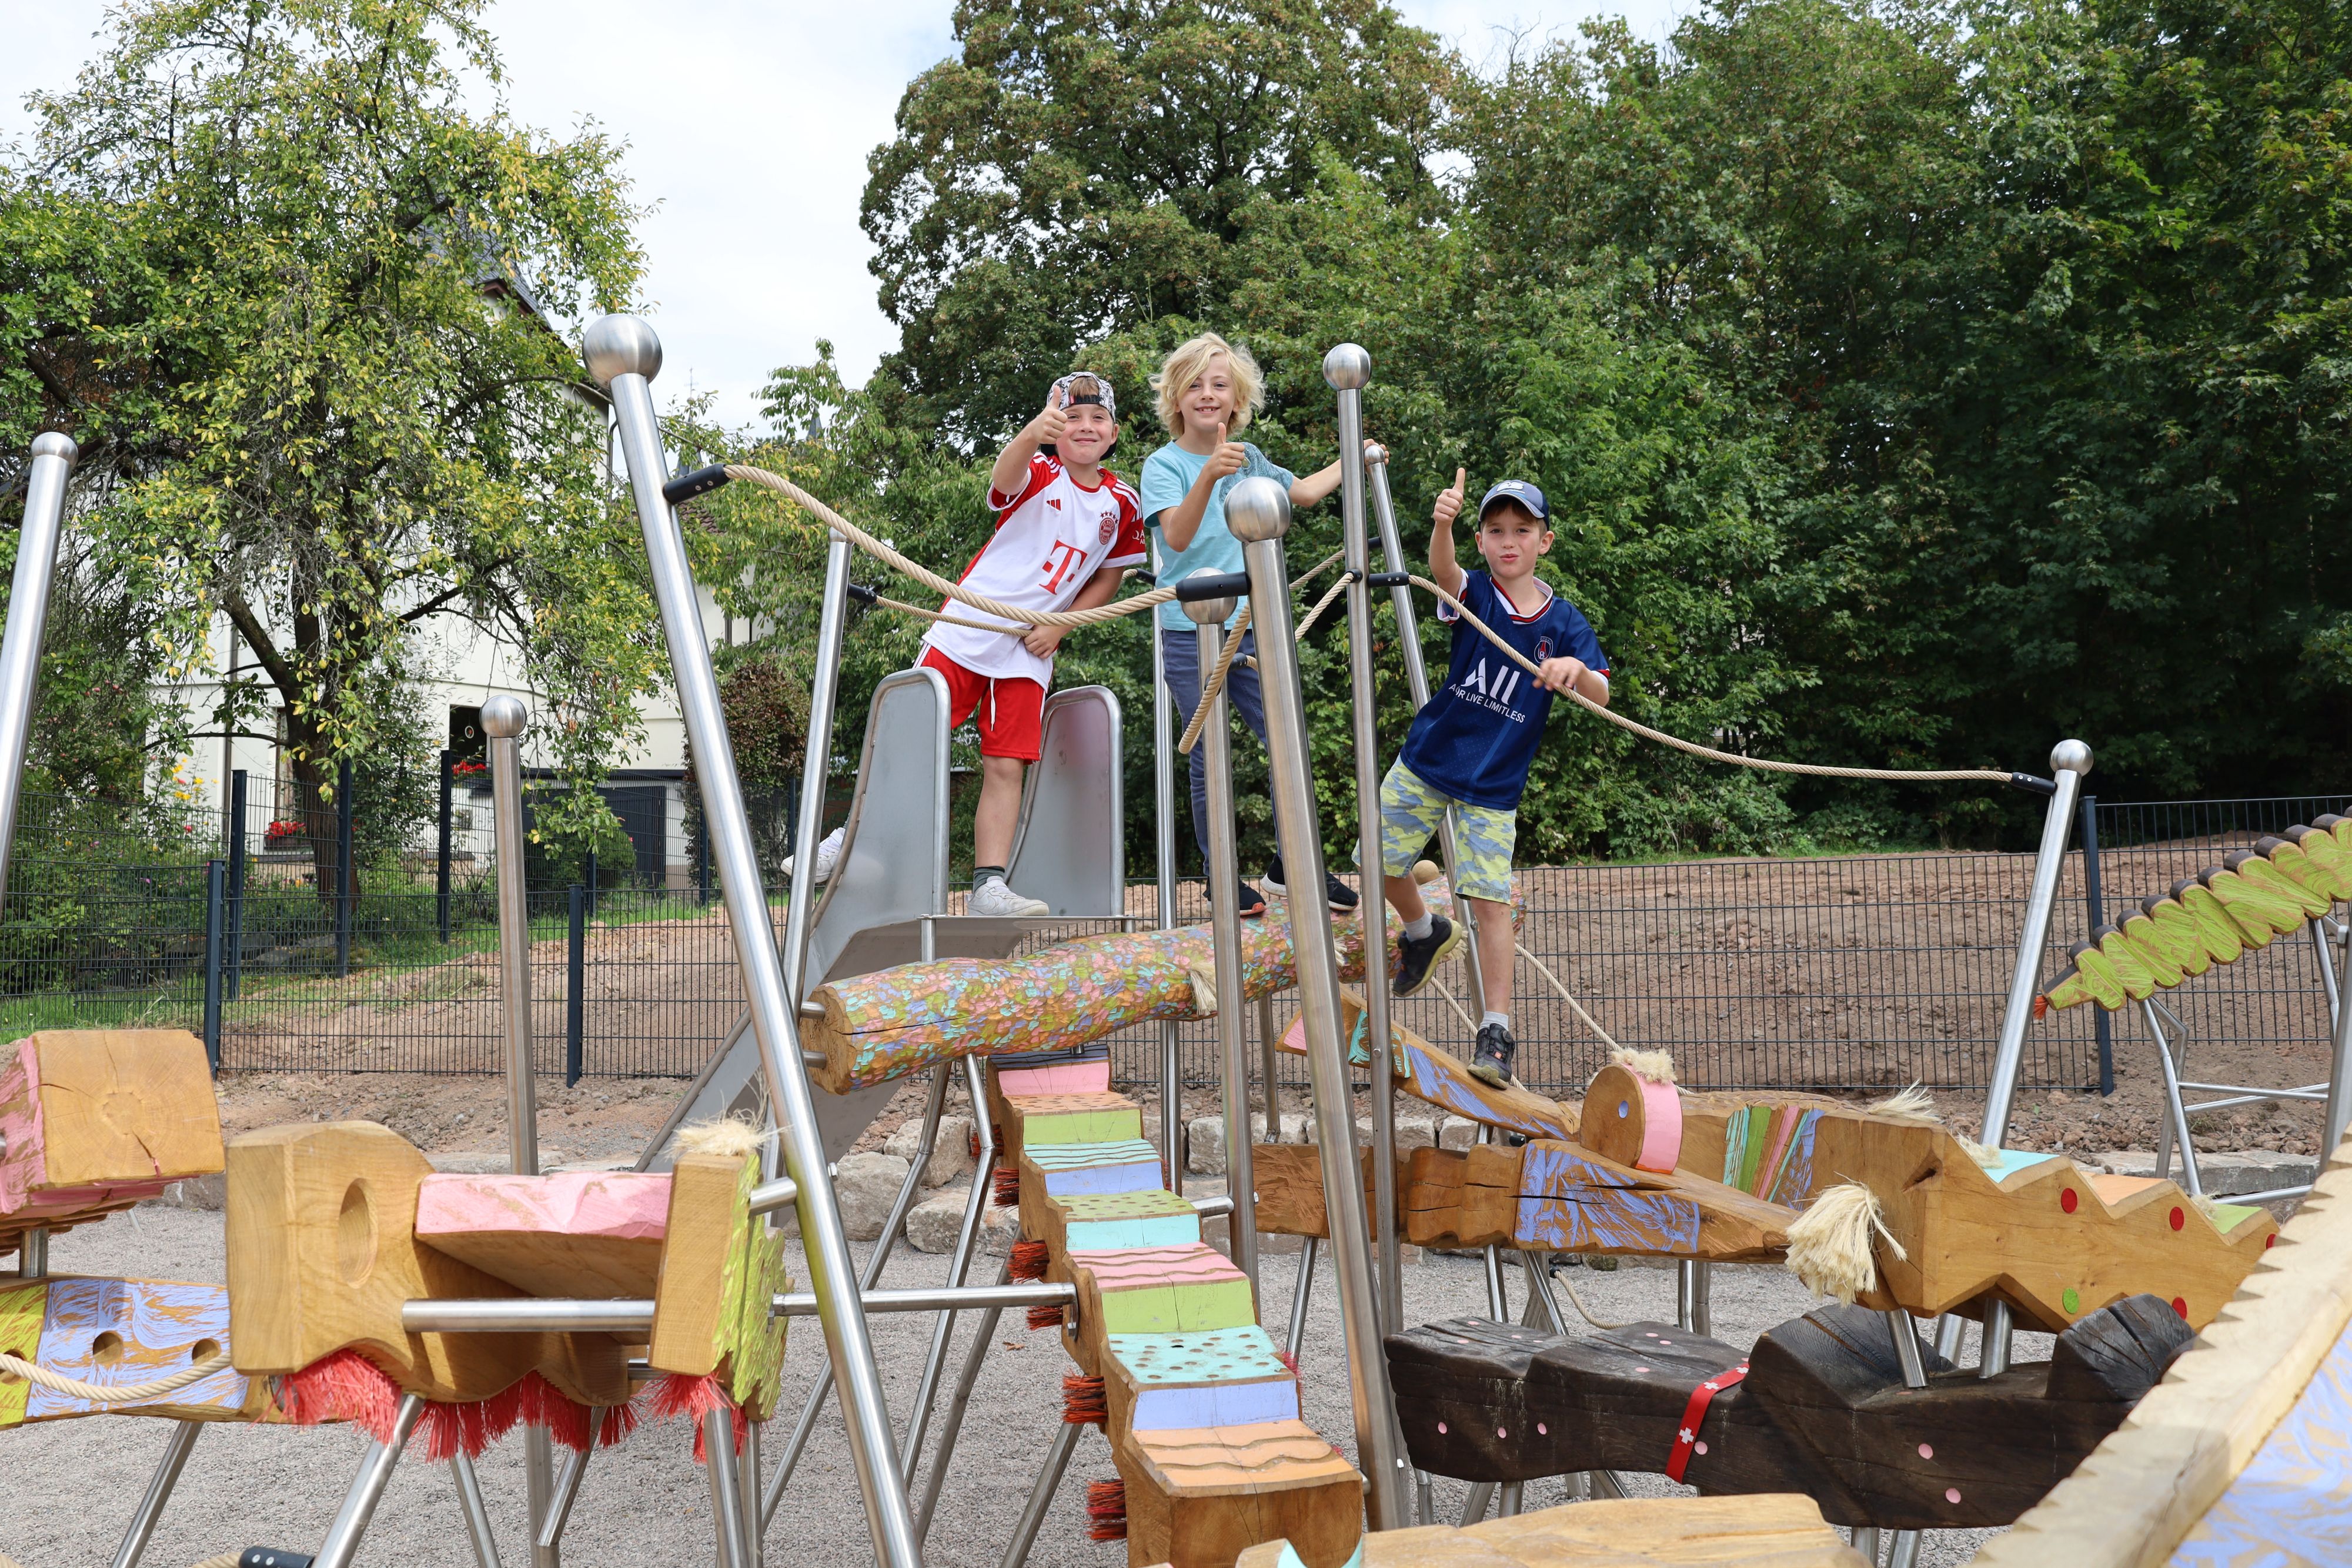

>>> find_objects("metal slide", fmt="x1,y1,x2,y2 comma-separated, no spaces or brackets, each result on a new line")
637,673,1126,1173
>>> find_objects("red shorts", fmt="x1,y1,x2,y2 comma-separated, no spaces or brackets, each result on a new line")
919,648,1045,761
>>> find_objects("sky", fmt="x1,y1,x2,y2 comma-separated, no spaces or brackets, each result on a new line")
3,0,1692,434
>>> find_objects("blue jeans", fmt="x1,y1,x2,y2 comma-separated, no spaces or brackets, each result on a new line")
1160,625,1278,868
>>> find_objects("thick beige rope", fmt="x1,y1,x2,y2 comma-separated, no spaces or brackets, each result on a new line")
1514,941,1625,1054
0,1348,235,1403
1171,551,1346,756
1411,575,2013,784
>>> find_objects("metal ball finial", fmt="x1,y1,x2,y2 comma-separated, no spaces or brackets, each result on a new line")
1224,476,1292,543
2050,738,2093,775
582,315,663,388
1322,343,1371,391
31,432,78,463
481,693,530,740
1178,569,1237,626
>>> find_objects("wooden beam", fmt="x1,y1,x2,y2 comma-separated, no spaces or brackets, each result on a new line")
1,1030,223,1257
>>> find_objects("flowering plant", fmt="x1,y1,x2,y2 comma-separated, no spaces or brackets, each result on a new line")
263,819,305,848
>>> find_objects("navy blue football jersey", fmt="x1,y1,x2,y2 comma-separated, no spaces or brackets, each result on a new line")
1398,571,1608,810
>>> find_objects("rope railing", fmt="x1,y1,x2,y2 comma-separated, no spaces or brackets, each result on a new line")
0,1346,236,1403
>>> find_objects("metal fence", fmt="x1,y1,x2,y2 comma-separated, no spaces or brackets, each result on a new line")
3,786,2344,1092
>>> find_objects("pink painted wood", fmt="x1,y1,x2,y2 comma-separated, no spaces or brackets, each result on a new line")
998,1059,1114,1096
415,1172,672,1241
1634,1077,1683,1174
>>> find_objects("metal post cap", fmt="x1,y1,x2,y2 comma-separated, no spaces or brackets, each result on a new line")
30,432,78,462
2049,739,2093,775
1322,343,1371,390
582,315,663,387
1224,476,1292,543
481,693,530,739
1179,570,1237,625
1364,442,1389,467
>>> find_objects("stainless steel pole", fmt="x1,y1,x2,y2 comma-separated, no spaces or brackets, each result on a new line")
1980,740,2092,1149
1327,345,1402,1336
109,1419,203,1568
781,531,853,1001
997,1419,1083,1568
2324,922,2352,1155
1226,474,1406,1530
313,1393,426,1568
1152,620,1185,1193
911,1260,1013,1543
900,1057,1000,1473
1185,576,1257,1289
483,693,553,1560
587,316,920,1568
704,1407,747,1568
0,433,75,892
1365,449,1491,1017
450,1450,504,1568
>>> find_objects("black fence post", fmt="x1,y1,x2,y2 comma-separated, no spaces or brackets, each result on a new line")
2080,791,2114,1095
694,811,711,904
226,770,248,1002
201,858,225,1072
437,748,453,943
586,848,599,920
567,883,586,1088
336,759,354,978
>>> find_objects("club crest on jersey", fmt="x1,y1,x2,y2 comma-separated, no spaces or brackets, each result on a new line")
1099,513,1117,543
1535,637,1553,662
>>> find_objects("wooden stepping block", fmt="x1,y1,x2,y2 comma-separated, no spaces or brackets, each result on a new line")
1235,1494,1867,1567
1108,1326,1301,1435
1116,1418,1365,1568
1,1030,222,1257
1804,1114,2277,1329
1019,1139,1165,1242
1252,1143,1406,1242
1388,1298,2191,1530
1280,991,1577,1144
1068,1243,1257,1336
0,1275,260,1426
1403,1142,1791,1261
644,1151,790,1418
1005,1092,1145,1148
416,1171,671,1298
226,1121,633,1407
1036,1189,1202,1255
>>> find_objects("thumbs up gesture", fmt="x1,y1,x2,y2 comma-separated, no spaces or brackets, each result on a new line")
1433,467,1468,528
1027,383,1070,447
1202,421,1247,484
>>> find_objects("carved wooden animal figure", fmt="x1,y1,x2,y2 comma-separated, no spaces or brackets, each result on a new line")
991,1058,1365,1568
1387,1295,2194,1531
1,1029,223,1258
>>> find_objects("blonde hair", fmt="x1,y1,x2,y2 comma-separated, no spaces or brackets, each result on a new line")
1152,333,1265,439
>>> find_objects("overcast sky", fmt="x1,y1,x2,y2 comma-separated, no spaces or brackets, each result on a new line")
5,0,1692,433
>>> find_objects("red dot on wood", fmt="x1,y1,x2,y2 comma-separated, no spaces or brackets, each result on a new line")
1918,1443,1933,1459
2170,1206,2186,1231
2267,1234,2276,1249
1946,1488,1962,1505
2173,1297,2189,1318
2060,1188,2078,1214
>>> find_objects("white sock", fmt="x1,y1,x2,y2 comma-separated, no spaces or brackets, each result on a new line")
1402,912,1434,941
1482,1011,1509,1032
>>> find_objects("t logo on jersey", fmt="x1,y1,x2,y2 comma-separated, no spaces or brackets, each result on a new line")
1039,540,1088,592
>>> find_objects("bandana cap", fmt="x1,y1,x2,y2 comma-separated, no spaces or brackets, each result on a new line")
1053,373,1116,420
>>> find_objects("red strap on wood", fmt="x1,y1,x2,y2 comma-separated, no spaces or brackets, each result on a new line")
1664,1360,1748,1483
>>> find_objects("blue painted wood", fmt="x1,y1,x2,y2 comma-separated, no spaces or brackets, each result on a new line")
1519,1141,1642,1196
1068,1213,1200,1251
1133,1379,1300,1430
1514,1190,1701,1255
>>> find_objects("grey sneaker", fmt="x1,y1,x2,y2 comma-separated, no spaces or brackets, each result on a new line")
784,826,846,884
1470,1022,1518,1089
967,877,1050,918
1391,913,1460,997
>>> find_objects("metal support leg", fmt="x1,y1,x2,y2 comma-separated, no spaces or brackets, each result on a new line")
911,1259,1014,1544
594,315,918,1567
1979,1299,2015,1378
1287,1236,1319,1361
1980,743,2092,1149
1887,1530,1923,1568
1882,1312,1930,1568
1152,620,1186,1197
2144,1001,2206,1198
1521,1252,1568,1336
0,434,76,892
450,1450,503,1568
997,1417,1083,1568
738,1420,764,1568
901,1058,997,1475
1497,1483,1523,1518
313,1393,426,1568
1677,1261,1712,1336
537,1419,599,1552
2324,913,2352,1156
706,1407,748,1568
1852,1526,1883,1564
111,1419,203,1568
1258,994,1284,1141
1459,1483,1494,1527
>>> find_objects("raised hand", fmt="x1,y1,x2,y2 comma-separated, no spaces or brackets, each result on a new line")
1434,467,1467,528
1203,421,1248,483
1028,383,1069,447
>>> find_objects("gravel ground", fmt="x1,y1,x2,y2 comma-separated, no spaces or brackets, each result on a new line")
2,1206,2013,1568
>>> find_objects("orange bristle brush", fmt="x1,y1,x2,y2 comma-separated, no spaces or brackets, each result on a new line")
1010,1239,1050,1280
1027,1303,1067,1330
1086,1479,1128,1541
1061,1375,1106,1426
992,1166,1021,1206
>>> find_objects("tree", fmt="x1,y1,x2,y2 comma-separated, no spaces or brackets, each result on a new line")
2,0,654,891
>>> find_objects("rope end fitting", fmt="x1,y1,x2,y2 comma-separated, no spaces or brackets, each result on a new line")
661,463,733,507
2007,773,2059,797
846,583,879,608
1365,570,1411,590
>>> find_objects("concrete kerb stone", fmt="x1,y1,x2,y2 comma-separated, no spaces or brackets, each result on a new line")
2096,1148,2318,1196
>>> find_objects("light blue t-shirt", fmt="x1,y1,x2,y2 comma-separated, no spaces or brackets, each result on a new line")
1138,440,1297,631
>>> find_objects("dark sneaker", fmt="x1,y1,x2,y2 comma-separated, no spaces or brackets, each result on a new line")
1261,855,1361,912
1391,913,1459,997
1470,1022,1519,1089
1208,880,1267,920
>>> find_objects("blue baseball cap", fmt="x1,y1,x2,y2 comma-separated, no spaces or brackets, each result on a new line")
1478,479,1549,524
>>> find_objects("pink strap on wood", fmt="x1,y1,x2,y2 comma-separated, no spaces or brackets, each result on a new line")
1663,1360,1748,1482
1633,1076,1683,1173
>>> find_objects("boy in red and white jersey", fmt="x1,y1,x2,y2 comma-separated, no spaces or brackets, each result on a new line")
920,372,1145,916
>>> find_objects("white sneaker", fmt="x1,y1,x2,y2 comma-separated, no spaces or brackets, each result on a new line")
783,826,846,884
967,877,1050,917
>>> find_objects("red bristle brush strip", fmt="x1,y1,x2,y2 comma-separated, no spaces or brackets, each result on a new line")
992,1166,1021,1206
1061,1375,1106,1426
1027,1303,1067,1330
1010,1239,1049,1280
1085,1479,1128,1542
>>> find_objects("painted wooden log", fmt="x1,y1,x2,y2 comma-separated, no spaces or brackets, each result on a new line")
806,881,1505,1092
1233,1495,1867,1567
1276,989,1577,1144
1975,1136,2352,1568
1403,1141,1792,1261
1,1029,223,1258
1386,1296,2192,1531
993,1059,1367,1568
416,1172,671,1297
0,1275,263,1426
1575,1062,1683,1174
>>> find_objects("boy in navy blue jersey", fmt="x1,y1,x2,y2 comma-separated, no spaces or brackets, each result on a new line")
1370,470,1610,1086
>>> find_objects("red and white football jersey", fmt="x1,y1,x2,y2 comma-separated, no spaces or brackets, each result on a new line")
919,454,1147,684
